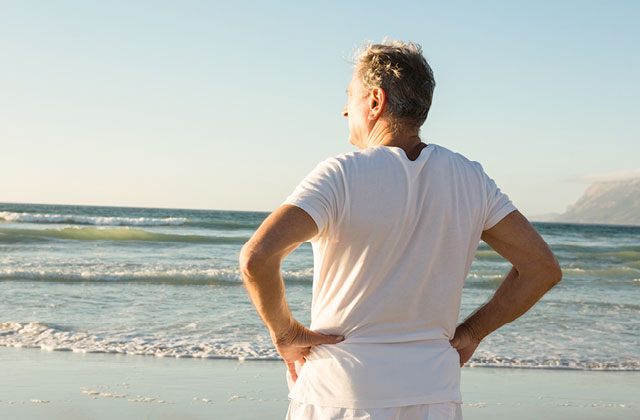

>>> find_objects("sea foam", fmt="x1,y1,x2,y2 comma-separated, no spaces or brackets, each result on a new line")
0,211,187,226
0,266,313,284
0,322,280,361
0,321,637,371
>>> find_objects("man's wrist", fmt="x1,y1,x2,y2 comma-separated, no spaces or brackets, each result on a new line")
269,317,297,343
460,319,485,342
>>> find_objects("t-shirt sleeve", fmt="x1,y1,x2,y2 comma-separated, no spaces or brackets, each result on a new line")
281,158,344,240
482,169,517,231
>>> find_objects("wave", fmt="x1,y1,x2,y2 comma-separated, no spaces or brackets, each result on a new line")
464,273,504,288
562,266,640,279
0,226,249,244
185,220,262,230
0,211,263,231
544,299,640,311
475,245,640,268
473,250,504,260
1,322,637,370
464,356,640,371
0,211,187,226
558,249,640,262
0,267,313,284
0,322,279,361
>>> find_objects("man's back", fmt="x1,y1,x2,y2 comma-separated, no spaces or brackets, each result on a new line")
283,144,516,407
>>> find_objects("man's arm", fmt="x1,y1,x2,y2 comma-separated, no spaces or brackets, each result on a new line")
239,204,343,382
450,210,562,366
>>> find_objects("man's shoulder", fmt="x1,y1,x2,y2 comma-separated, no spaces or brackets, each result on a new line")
333,147,382,161
315,148,378,171
429,144,484,172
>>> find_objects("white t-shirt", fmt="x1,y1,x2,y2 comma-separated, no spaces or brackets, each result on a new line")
282,144,516,409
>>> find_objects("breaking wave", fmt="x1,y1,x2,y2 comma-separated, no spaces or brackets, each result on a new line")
0,267,314,284
0,211,187,226
1,322,637,370
0,226,248,244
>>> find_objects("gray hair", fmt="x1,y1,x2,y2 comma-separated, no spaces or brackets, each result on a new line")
355,40,435,133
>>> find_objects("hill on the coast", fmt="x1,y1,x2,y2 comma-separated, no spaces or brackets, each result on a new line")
553,178,640,226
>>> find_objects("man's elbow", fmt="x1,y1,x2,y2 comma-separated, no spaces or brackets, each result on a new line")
545,256,563,288
523,254,562,290
239,243,269,280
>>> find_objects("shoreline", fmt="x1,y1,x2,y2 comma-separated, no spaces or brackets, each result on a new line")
3,343,638,372
2,346,639,420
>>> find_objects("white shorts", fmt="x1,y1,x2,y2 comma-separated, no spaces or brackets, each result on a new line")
286,400,463,420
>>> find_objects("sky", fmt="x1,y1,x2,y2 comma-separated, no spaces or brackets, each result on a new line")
1,0,639,217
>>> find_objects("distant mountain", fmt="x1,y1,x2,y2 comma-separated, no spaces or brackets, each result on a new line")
554,178,640,225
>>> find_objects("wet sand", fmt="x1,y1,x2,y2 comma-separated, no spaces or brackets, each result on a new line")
1,346,638,419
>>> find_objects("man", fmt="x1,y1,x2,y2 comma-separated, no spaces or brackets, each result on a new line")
240,40,562,420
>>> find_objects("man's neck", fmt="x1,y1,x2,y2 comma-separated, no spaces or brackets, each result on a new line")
365,120,424,159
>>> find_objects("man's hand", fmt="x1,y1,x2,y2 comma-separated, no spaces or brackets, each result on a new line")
239,205,345,382
273,320,344,383
450,211,562,368
450,322,482,367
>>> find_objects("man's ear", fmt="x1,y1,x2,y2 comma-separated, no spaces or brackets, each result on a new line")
368,87,386,120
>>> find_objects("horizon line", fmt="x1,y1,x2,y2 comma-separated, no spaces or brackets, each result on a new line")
0,200,272,214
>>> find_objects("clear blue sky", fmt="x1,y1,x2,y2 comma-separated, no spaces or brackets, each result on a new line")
2,0,639,216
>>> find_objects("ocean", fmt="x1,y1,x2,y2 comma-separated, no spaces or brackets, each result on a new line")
1,202,638,371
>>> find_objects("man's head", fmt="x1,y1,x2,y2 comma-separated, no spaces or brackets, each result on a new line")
342,40,435,147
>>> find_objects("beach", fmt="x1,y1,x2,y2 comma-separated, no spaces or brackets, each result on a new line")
1,346,638,420
1,203,639,418
3,0,640,417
